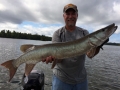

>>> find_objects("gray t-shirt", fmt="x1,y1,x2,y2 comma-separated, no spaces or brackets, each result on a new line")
52,26,89,84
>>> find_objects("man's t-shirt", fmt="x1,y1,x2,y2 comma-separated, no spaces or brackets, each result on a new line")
52,26,89,84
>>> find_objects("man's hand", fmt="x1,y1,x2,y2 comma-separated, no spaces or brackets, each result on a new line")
42,56,63,68
42,56,55,64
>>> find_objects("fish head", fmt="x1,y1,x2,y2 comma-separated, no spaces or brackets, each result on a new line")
96,23,117,40
88,23,117,46
103,23,117,38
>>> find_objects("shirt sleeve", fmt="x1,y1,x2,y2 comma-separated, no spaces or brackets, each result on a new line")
52,30,61,43
84,30,89,36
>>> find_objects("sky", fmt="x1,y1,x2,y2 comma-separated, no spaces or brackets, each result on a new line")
0,0,120,43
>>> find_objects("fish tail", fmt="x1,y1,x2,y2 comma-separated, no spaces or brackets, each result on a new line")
1,59,17,82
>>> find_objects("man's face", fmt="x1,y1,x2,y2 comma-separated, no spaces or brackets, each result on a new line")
63,9,78,27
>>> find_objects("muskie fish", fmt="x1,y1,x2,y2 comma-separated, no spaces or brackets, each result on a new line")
1,23,117,81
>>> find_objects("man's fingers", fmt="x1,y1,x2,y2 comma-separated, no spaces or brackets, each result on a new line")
46,56,54,64
42,56,55,64
42,59,45,62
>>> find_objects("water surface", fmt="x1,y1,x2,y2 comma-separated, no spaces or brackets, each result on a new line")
0,38,120,90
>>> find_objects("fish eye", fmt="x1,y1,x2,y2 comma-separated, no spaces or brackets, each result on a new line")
102,28,107,31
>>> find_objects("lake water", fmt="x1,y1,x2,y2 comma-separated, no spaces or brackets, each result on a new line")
0,38,120,90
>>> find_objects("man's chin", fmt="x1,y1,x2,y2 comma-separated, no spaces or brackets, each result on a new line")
68,24,75,27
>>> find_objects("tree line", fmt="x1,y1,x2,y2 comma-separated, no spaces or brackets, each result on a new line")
0,30,119,46
0,30,52,41
106,42,120,46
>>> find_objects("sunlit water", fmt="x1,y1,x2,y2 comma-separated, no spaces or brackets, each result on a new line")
0,38,120,90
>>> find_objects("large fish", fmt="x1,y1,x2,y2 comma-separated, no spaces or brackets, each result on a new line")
0,23,117,81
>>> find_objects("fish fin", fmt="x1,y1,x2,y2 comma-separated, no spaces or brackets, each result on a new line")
25,64,35,76
20,44,42,53
20,44,35,53
87,38,109,58
87,46,101,58
86,47,97,58
1,59,17,82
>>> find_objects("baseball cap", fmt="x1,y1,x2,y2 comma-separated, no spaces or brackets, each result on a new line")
63,3,78,13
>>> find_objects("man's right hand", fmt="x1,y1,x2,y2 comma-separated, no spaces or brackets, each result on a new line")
42,56,55,64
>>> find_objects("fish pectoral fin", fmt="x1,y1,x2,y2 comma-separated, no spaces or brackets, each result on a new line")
1,59,17,82
25,64,35,76
86,38,109,58
86,46,101,58
86,48,97,58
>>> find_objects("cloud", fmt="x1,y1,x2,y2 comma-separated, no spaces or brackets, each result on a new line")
0,22,18,31
17,22,61,36
1,0,120,25
0,0,120,42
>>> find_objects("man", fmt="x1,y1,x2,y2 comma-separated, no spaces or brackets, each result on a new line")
42,3,89,90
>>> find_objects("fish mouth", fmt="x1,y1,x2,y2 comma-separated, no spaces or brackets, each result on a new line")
88,23,118,47
104,23,117,37
107,26,117,36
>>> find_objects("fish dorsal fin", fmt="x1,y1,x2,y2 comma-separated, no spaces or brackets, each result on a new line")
20,44,43,53
20,44,36,53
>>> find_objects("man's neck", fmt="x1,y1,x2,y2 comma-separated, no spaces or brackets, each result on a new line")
65,26,76,32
